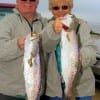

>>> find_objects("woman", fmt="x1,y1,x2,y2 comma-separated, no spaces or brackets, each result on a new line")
41,0,96,100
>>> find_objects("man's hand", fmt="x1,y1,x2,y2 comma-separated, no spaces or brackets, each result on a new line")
17,36,26,50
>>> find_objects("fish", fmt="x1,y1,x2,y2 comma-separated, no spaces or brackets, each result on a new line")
23,34,41,100
61,14,79,97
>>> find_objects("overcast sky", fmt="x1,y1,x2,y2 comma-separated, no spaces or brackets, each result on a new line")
0,0,100,32
38,0,100,33
38,0,100,23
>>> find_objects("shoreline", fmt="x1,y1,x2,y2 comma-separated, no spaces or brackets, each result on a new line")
91,34,100,40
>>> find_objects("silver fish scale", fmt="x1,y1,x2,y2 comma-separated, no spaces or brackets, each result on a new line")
23,34,41,100
61,14,79,97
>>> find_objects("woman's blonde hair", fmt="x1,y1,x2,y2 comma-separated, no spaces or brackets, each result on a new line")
48,0,73,10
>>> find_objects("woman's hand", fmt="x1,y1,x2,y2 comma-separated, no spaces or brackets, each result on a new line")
53,17,63,33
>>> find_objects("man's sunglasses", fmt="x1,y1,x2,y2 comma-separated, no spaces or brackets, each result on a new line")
21,0,36,2
52,5,68,10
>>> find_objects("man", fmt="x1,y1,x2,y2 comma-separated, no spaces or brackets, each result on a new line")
0,0,62,100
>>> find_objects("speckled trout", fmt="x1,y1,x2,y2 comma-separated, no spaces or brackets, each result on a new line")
23,34,41,100
61,14,79,96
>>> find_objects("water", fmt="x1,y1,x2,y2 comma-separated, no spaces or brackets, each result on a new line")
89,23,100,34
95,39,100,55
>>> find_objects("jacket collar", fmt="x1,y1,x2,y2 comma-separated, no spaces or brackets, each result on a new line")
49,15,80,31
13,8,42,22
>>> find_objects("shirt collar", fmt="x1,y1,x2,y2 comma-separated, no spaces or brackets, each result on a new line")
13,8,42,22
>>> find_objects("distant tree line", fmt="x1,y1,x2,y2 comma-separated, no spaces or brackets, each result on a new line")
90,30,100,35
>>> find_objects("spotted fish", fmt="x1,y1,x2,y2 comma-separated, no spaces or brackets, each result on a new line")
23,34,41,100
61,14,79,96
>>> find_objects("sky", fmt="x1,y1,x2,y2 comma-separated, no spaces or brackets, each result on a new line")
38,0,100,33
0,0,100,33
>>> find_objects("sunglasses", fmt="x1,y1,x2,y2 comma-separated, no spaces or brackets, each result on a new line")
52,5,68,10
21,0,36,2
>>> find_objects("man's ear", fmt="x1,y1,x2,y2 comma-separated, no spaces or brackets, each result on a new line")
37,0,39,4
36,0,39,8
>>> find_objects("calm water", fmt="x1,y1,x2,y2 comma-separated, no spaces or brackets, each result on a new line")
95,39,100,55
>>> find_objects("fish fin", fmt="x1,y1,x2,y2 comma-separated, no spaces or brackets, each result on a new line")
66,34,70,42
28,57,33,67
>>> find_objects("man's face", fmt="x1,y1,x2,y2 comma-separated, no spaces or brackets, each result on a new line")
16,0,39,14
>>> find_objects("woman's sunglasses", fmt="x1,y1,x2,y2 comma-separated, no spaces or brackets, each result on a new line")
21,0,36,2
52,5,68,10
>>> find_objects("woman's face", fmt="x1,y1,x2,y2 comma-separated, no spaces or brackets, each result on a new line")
51,0,71,18
16,0,39,15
